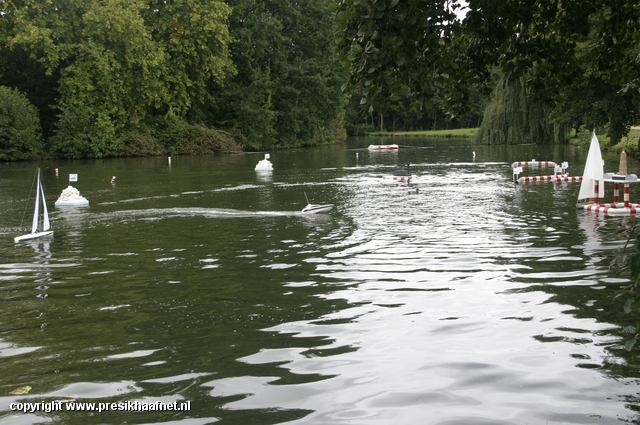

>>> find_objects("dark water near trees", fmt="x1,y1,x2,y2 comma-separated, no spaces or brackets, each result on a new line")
1,137,640,425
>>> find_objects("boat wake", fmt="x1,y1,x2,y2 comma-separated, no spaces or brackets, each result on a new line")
95,207,299,222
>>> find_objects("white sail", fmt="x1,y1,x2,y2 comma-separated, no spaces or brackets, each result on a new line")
31,168,41,233
40,174,51,231
15,167,53,242
577,131,605,202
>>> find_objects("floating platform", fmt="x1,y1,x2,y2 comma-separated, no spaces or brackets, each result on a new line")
255,160,273,171
580,175,640,216
55,185,89,207
368,144,399,150
582,202,640,215
55,200,89,207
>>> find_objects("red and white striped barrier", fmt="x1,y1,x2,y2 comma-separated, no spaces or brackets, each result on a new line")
553,176,583,182
382,176,413,181
511,161,557,168
517,175,556,183
516,175,583,184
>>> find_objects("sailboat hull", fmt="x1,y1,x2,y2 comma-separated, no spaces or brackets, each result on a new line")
14,230,54,242
302,204,333,214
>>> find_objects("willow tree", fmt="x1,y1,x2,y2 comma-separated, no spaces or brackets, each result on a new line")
474,76,568,144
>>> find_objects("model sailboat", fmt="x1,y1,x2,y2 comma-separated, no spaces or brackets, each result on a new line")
576,131,605,205
15,168,54,242
301,192,333,214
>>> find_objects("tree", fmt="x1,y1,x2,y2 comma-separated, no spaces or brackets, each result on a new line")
330,0,640,142
330,0,469,112
0,86,43,160
1,0,234,156
215,0,347,149
475,75,568,144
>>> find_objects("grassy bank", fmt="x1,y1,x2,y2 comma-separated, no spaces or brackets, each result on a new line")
368,128,478,138
569,128,640,157
371,127,640,156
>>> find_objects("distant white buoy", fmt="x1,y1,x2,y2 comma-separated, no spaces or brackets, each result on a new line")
255,153,273,171
55,168,59,176
111,176,116,184
168,156,172,165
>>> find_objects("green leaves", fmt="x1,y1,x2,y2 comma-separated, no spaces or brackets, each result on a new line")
331,0,640,130
0,86,43,160
211,0,345,149
1,0,236,157
329,0,464,113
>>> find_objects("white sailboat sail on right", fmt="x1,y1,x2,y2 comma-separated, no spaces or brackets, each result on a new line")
15,168,54,242
577,131,605,204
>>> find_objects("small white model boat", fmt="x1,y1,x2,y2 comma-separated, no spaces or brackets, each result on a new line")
15,168,54,242
302,204,334,213
368,144,399,150
301,192,333,214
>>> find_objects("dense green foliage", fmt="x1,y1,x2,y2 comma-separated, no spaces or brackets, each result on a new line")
475,76,569,144
331,0,640,143
0,86,43,160
0,0,346,159
330,0,466,112
212,0,347,150
344,80,485,135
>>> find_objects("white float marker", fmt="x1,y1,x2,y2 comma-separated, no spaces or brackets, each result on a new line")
513,166,523,182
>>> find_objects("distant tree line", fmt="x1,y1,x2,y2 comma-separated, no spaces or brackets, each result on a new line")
0,0,477,161
0,0,356,160
8,0,633,159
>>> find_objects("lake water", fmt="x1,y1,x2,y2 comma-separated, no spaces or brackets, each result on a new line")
1,137,640,425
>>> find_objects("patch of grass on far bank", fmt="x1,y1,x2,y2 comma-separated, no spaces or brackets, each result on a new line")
569,128,640,157
368,128,478,138
611,128,640,157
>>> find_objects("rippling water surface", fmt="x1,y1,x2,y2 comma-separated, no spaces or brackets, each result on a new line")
1,138,640,425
